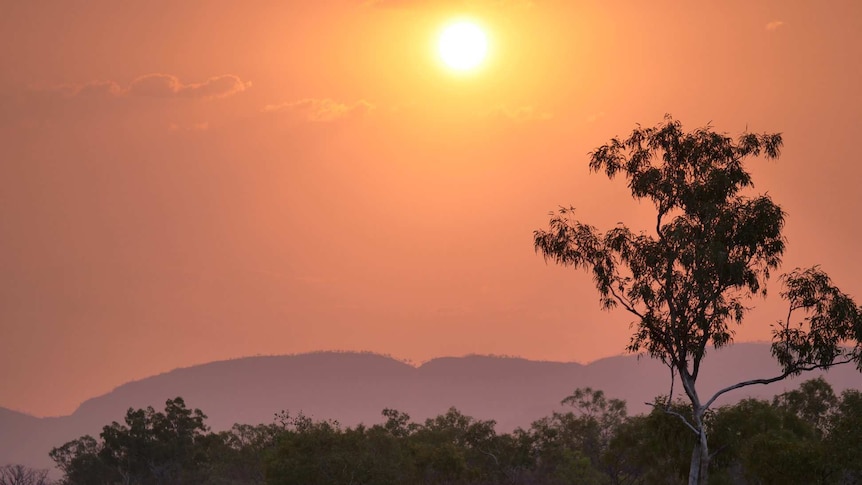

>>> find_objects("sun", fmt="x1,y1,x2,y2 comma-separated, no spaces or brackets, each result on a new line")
438,20,488,72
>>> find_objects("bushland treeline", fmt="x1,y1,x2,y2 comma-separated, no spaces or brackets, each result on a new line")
35,378,862,485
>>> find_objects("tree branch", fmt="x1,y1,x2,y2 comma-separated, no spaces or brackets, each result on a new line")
645,402,699,436
692,284,728,380
701,358,854,412
665,364,676,411
478,448,500,467
709,444,729,461
608,285,645,320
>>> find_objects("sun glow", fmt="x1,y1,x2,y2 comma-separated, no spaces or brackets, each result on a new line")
438,20,488,72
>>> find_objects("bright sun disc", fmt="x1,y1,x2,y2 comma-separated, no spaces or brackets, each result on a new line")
438,21,488,71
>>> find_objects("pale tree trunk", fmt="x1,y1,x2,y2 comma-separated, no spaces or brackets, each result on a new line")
680,371,709,485
688,425,709,485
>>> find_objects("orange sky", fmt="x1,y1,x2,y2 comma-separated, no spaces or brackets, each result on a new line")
1,0,861,417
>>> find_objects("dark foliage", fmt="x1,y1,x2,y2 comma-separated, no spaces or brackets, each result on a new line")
49,379,862,485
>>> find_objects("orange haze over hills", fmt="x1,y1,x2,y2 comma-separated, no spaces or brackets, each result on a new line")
1,0,861,417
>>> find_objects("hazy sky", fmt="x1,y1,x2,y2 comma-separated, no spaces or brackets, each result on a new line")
2,0,861,417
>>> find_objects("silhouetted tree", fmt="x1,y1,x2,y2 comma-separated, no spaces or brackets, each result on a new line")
527,388,626,484
49,435,116,485
708,397,826,484
607,397,696,484
412,408,505,484
534,115,862,484
825,388,862,483
50,397,210,485
0,465,52,485
266,409,418,485
203,423,282,484
772,376,838,436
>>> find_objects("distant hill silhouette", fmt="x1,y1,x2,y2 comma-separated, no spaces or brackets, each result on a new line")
2,343,861,473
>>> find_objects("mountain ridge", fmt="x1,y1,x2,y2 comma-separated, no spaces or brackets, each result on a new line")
3,343,860,473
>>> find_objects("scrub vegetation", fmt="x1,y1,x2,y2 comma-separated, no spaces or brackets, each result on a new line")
30,377,862,484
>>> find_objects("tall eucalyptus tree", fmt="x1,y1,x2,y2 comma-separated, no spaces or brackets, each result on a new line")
534,116,862,484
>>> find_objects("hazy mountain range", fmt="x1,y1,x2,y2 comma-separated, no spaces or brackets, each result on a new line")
3,343,861,473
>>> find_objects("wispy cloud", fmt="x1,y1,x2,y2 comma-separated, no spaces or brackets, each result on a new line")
127,74,251,99
263,98,375,122
74,80,124,97
168,121,210,132
586,111,605,123
32,74,251,100
488,105,551,123
765,20,785,32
